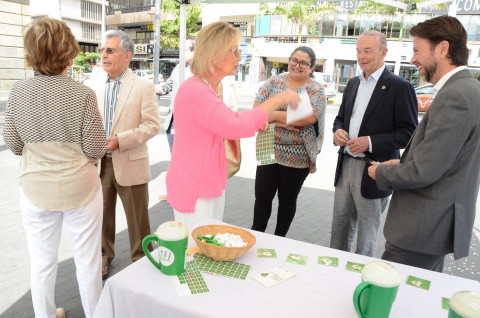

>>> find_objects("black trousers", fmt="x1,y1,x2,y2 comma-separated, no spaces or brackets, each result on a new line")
252,163,309,237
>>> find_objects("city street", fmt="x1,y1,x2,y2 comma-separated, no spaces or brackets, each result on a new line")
1,84,479,317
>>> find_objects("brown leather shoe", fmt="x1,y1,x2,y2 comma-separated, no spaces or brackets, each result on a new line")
102,265,109,280
56,307,65,318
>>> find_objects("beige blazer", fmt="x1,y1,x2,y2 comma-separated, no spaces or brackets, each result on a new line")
87,69,160,186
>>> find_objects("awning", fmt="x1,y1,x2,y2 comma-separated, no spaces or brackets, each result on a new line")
131,57,149,61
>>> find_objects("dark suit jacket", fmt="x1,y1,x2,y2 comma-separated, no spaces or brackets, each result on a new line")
376,69,480,259
333,68,418,199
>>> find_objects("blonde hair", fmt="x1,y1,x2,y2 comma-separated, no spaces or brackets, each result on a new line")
190,21,241,77
24,17,80,75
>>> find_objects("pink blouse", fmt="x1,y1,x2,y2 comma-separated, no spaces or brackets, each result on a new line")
166,77,267,213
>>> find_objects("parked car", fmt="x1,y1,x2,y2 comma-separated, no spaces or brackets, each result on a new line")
135,69,164,83
415,83,434,112
313,72,337,100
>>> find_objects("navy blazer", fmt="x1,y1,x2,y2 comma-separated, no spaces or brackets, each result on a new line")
333,68,418,199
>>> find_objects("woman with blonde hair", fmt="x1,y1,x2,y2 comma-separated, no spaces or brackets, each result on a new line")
3,17,106,318
166,21,299,230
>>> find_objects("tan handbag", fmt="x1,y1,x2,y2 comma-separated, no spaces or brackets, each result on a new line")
224,138,241,178
201,78,242,178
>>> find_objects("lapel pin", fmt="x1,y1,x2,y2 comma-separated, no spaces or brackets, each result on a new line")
382,85,386,90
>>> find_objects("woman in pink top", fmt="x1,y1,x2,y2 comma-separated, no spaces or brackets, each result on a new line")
166,22,299,230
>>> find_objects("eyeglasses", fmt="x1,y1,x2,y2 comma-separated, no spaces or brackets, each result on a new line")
98,47,117,55
232,47,242,56
289,57,311,69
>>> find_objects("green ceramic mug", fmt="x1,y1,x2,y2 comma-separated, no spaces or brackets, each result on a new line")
142,221,188,276
353,261,402,318
449,291,480,318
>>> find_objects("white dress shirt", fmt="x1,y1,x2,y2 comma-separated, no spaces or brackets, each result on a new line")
345,65,385,156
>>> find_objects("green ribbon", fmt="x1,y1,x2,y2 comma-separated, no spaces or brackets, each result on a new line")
197,235,225,247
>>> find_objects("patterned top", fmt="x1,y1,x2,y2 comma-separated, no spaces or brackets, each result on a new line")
256,73,326,173
3,75,106,210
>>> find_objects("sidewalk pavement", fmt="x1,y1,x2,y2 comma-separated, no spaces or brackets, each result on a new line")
1,85,479,317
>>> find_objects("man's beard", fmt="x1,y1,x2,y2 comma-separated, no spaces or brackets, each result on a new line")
422,53,437,83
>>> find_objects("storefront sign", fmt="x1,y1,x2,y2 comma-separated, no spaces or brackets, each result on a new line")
231,22,247,30
135,44,154,55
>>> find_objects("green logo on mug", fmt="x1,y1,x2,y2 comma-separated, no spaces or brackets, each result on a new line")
142,221,188,276
353,261,401,318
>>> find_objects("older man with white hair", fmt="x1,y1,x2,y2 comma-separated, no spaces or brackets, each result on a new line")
87,30,160,279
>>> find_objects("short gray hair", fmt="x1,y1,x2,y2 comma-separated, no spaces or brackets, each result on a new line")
105,30,135,57
361,30,387,49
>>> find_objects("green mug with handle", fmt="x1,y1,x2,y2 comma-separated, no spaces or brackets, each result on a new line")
142,221,188,276
448,291,480,318
353,261,401,318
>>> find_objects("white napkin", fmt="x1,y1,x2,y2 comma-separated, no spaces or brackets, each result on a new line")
286,90,312,124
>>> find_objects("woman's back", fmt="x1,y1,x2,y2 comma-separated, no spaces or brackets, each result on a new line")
4,75,106,210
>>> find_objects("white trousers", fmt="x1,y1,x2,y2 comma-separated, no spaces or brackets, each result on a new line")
20,187,103,318
174,190,225,231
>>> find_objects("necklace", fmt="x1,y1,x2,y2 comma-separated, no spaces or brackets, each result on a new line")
197,75,222,100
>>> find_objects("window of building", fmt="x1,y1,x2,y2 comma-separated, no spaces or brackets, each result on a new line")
460,15,480,42
321,14,335,36
335,13,348,36
135,31,154,44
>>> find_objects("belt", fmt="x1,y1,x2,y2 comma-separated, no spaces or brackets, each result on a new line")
343,153,374,165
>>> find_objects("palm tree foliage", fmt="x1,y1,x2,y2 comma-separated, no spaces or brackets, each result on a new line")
155,0,201,50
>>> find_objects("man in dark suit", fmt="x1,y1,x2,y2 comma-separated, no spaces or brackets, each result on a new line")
330,30,418,256
369,16,480,272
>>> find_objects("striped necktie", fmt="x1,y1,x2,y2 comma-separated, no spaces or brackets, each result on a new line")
105,78,121,138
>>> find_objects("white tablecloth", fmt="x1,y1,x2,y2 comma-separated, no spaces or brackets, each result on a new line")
94,219,480,318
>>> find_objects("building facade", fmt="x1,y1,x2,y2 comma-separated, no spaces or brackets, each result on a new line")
106,0,179,72
30,0,103,52
201,2,480,91
0,0,32,99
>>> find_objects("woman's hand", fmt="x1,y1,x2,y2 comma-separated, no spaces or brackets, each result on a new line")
277,89,300,110
259,121,269,132
275,122,300,132
257,89,299,120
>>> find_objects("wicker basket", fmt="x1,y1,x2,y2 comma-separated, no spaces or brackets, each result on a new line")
192,224,256,261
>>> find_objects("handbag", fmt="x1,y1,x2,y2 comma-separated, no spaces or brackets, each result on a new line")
215,81,241,178
224,138,241,178
201,78,242,178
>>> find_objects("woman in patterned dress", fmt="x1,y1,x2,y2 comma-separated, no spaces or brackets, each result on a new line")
3,18,106,318
251,46,327,237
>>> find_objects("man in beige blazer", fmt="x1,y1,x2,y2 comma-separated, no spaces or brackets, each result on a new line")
87,30,160,279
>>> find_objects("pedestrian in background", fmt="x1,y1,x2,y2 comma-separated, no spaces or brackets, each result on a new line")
158,38,195,153
251,46,326,237
86,30,161,280
369,16,480,272
330,30,418,257
166,21,300,230
3,17,106,318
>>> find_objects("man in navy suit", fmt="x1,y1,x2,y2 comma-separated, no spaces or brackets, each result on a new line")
330,30,418,256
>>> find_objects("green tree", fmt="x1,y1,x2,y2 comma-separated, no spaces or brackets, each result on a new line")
154,0,201,50
73,52,100,72
268,2,343,43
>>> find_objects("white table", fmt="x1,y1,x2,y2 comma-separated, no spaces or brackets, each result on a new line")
94,219,480,318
